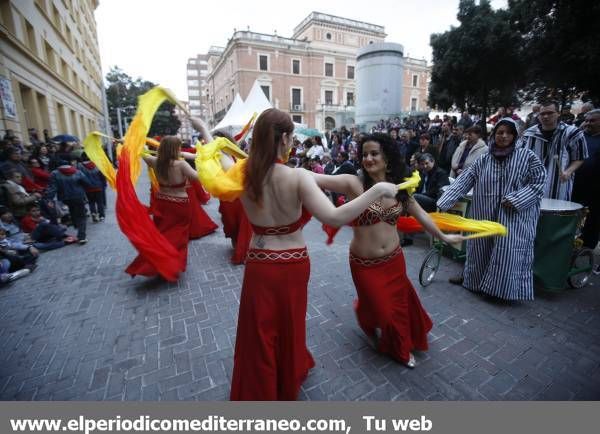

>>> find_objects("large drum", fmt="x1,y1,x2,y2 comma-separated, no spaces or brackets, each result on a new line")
533,198,583,291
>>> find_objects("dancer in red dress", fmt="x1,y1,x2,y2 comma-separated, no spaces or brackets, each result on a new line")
313,133,464,367
192,110,397,400
126,136,198,278
186,180,218,239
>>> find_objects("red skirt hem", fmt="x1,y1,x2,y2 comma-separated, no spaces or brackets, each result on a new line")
186,185,218,239
349,246,432,364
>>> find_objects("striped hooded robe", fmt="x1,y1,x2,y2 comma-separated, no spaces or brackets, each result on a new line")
437,118,546,300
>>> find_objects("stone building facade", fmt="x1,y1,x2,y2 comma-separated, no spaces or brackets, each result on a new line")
0,0,106,142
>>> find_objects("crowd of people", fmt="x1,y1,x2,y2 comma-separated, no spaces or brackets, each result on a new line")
0,128,107,285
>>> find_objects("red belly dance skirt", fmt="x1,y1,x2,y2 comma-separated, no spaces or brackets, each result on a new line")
126,193,191,278
230,247,315,400
349,246,432,364
186,185,217,239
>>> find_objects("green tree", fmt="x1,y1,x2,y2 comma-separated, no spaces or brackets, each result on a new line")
105,66,180,138
429,0,524,116
508,0,600,106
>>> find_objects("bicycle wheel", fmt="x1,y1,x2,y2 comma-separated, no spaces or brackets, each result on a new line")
568,248,594,289
419,249,441,287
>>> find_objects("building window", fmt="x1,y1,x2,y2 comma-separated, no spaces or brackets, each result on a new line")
292,59,300,75
346,92,354,106
347,65,354,79
260,85,270,101
292,115,302,123
326,32,332,40
412,74,418,87
324,90,333,105
24,19,37,54
259,55,268,71
52,4,61,30
291,88,302,111
411,97,418,111
325,62,333,77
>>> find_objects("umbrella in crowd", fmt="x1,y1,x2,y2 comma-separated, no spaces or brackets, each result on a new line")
294,126,324,144
50,134,79,143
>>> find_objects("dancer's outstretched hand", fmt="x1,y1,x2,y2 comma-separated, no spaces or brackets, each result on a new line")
441,233,466,245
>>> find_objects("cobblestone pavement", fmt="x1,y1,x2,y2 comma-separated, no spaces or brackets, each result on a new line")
0,180,599,401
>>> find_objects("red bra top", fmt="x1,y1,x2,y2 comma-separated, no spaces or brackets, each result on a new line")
352,201,403,226
251,207,312,235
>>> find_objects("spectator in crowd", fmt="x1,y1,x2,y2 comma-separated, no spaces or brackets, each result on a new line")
405,129,420,164
0,207,30,243
488,107,506,125
572,109,600,249
457,111,474,129
0,148,38,191
78,153,106,222
329,133,343,160
438,118,546,299
575,102,594,127
518,100,588,200
559,105,576,125
416,133,439,161
0,227,38,273
309,156,324,174
285,157,299,169
4,171,42,218
46,160,92,244
437,122,459,173
332,151,358,176
27,157,50,189
450,125,488,178
390,129,404,157
322,153,334,175
525,104,541,129
414,153,450,213
20,204,73,250
306,136,325,160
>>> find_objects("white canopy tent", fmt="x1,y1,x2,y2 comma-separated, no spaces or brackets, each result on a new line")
213,93,246,132
242,80,273,117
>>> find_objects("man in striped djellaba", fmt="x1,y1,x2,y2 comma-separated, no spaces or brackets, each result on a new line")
518,101,587,201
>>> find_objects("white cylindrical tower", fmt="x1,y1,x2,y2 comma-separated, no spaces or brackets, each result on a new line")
356,42,404,130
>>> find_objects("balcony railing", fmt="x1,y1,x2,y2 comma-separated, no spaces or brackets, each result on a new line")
318,103,356,112
290,103,305,112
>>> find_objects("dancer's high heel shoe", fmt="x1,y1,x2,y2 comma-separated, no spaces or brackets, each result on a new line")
405,353,416,369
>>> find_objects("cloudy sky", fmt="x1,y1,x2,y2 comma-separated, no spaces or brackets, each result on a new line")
95,0,507,99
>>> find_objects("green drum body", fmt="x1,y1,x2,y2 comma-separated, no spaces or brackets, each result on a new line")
533,198,582,291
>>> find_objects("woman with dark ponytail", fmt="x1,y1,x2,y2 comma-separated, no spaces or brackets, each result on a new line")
312,133,463,368
197,109,397,400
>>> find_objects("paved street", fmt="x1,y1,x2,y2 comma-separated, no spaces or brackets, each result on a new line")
1,178,599,401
